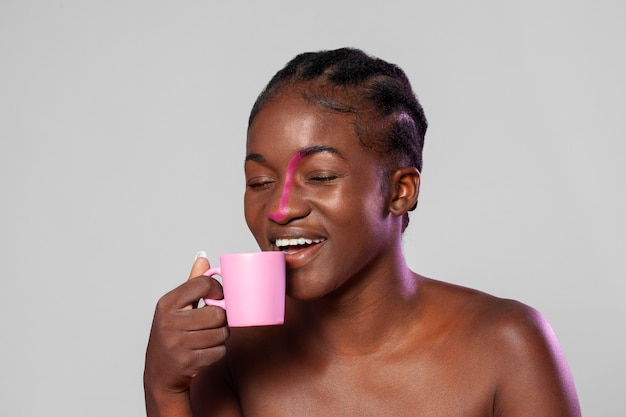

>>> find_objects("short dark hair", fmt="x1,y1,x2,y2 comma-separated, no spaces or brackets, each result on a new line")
249,47,427,231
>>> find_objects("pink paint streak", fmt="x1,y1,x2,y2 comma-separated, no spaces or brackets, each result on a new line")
265,151,304,222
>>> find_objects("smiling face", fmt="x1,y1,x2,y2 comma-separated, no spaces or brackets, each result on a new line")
244,91,405,300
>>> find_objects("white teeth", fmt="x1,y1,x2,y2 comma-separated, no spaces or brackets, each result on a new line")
275,238,324,248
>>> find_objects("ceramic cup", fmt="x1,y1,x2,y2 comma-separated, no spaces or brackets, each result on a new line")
203,251,286,327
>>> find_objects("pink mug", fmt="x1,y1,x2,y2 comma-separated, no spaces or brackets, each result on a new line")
203,251,286,327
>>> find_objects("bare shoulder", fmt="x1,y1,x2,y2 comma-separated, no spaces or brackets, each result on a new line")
421,278,581,416
421,277,557,340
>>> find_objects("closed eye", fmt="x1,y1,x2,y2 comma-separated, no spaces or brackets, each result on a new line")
311,175,337,181
306,173,343,184
246,178,275,190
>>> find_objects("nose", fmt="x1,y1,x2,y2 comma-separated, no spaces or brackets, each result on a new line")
265,181,291,222
265,152,307,223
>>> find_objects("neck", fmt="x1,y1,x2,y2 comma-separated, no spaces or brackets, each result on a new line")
293,255,424,357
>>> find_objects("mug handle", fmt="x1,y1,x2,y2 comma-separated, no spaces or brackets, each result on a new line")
202,266,226,309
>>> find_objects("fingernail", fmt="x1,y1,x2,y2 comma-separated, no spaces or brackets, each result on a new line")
195,250,207,260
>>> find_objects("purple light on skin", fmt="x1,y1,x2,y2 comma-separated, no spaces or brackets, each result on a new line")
265,150,305,222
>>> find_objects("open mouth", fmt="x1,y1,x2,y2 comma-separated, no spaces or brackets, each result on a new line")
274,237,326,254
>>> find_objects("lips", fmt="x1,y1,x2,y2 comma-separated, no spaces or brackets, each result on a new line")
270,235,327,268
275,237,325,251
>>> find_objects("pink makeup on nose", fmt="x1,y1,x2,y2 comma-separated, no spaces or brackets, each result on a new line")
266,150,304,222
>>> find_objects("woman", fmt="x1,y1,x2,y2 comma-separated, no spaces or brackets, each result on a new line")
145,48,581,416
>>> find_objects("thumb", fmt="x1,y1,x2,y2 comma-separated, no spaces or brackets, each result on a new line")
189,250,211,281
181,251,211,311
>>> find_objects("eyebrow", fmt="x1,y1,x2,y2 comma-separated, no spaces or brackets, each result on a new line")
244,145,345,163
245,153,266,163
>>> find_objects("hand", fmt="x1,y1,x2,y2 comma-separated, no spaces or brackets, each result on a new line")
144,254,230,415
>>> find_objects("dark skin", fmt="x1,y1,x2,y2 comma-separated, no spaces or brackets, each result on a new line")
145,90,581,416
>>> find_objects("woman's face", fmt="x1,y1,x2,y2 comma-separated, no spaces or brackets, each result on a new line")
244,92,400,300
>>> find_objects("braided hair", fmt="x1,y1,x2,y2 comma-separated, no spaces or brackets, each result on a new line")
249,48,427,231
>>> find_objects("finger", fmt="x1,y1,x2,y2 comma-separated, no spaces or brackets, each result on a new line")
172,275,223,311
190,344,228,370
182,251,211,310
177,304,228,331
189,251,211,281
183,326,230,351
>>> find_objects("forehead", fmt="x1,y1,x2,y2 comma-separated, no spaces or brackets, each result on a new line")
246,93,361,156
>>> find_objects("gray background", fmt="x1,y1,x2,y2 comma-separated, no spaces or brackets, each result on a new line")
1,1,624,415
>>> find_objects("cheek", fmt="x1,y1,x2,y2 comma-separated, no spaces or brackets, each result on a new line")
336,182,387,230
310,187,349,219
244,193,263,232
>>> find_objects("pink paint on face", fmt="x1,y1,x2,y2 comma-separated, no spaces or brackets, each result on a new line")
265,150,305,222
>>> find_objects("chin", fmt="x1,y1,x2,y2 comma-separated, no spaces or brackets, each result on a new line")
284,270,326,301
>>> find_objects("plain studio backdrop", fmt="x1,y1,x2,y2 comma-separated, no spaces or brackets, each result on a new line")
1,1,624,415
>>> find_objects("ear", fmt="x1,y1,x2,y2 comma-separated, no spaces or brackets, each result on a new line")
388,167,420,216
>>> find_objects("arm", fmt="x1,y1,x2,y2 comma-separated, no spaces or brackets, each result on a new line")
492,303,581,417
144,256,238,417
